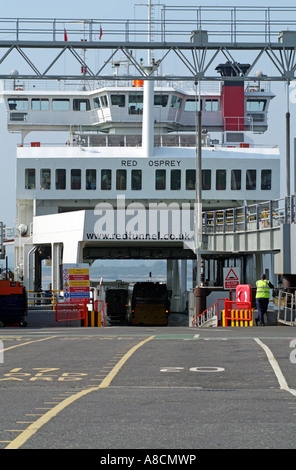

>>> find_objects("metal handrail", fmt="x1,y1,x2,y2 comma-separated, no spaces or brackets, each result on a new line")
277,290,296,327
203,196,296,235
192,301,217,327
27,289,63,310
1,7,296,43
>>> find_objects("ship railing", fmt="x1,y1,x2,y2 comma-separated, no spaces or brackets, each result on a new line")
223,115,267,132
3,226,15,241
2,79,223,93
18,138,279,150
66,133,210,148
203,196,296,234
2,78,272,94
245,82,271,93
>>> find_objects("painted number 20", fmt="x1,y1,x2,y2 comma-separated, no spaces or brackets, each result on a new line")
290,339,296,364
160,366,225,373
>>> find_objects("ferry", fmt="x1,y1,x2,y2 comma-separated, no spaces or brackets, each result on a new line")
0,23,280,315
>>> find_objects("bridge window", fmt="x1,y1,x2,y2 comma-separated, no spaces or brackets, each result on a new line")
154,94,169,107
52,99,70,111
100,95,108,108
116,169,126,190
131,170,142,190
155,170,166,190
40,169,51,190
31,99,49,111
111,94,125,107
8,98,28,111
71,169,81,190
184,98,202,111
216,169,226,190
246,99,266,112
25,168,35,189
101,169,111,190
261,169,271,190
231,169,241,190
56,169,66,190
170,95,182,109
129,93,143,114
86,169,96,190
205,99,219,112
246,169,256,190
93,97,101,109
73,99,90,111
171,169,181,190
202,169,211,190
186,169,195,190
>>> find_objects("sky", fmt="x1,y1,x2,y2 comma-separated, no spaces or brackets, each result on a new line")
0,0,295,249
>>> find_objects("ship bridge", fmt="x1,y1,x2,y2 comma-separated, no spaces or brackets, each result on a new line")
0,79,274,141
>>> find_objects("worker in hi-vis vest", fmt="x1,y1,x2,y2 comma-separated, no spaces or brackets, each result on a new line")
255,274,274,326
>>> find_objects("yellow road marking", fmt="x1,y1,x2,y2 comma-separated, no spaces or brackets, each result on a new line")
0,336,57,353
5,335,154,449
15,423,33,426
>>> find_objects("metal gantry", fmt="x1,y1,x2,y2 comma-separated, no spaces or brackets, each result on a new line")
0,6,296,82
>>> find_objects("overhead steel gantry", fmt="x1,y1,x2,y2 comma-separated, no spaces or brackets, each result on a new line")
1,6,296,82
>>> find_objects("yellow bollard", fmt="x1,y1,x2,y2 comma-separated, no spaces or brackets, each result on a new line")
85,310,102,327
249,309,253,327
222,310,226,327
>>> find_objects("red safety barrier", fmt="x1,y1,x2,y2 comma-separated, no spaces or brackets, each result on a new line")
55,299,87,323
223,300,253,326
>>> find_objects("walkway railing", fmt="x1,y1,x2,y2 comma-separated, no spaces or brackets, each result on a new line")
27,290,63,310
203,196,296,235
276,290,296,326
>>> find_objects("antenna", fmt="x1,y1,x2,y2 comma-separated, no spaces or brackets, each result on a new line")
147,0,156,66
148,0,152,66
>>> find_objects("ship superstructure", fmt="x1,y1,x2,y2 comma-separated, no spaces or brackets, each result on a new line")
0,57,280,313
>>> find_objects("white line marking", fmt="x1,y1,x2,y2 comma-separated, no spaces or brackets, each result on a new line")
254,338,296,397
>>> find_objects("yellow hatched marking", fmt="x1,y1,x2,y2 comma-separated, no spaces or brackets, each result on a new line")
5,336,154,450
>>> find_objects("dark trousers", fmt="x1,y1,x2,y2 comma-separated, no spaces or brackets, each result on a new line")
256,298,269,325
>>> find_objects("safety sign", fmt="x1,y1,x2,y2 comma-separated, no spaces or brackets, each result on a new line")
63,263,90,302
223,267,240,289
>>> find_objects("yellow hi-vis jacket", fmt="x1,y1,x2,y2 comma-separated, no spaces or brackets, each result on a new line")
256,280,270,298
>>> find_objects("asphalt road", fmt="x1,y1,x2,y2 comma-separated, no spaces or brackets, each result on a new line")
0,318,296,455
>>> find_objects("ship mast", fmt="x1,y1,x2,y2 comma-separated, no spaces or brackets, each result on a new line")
142,0,154,158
